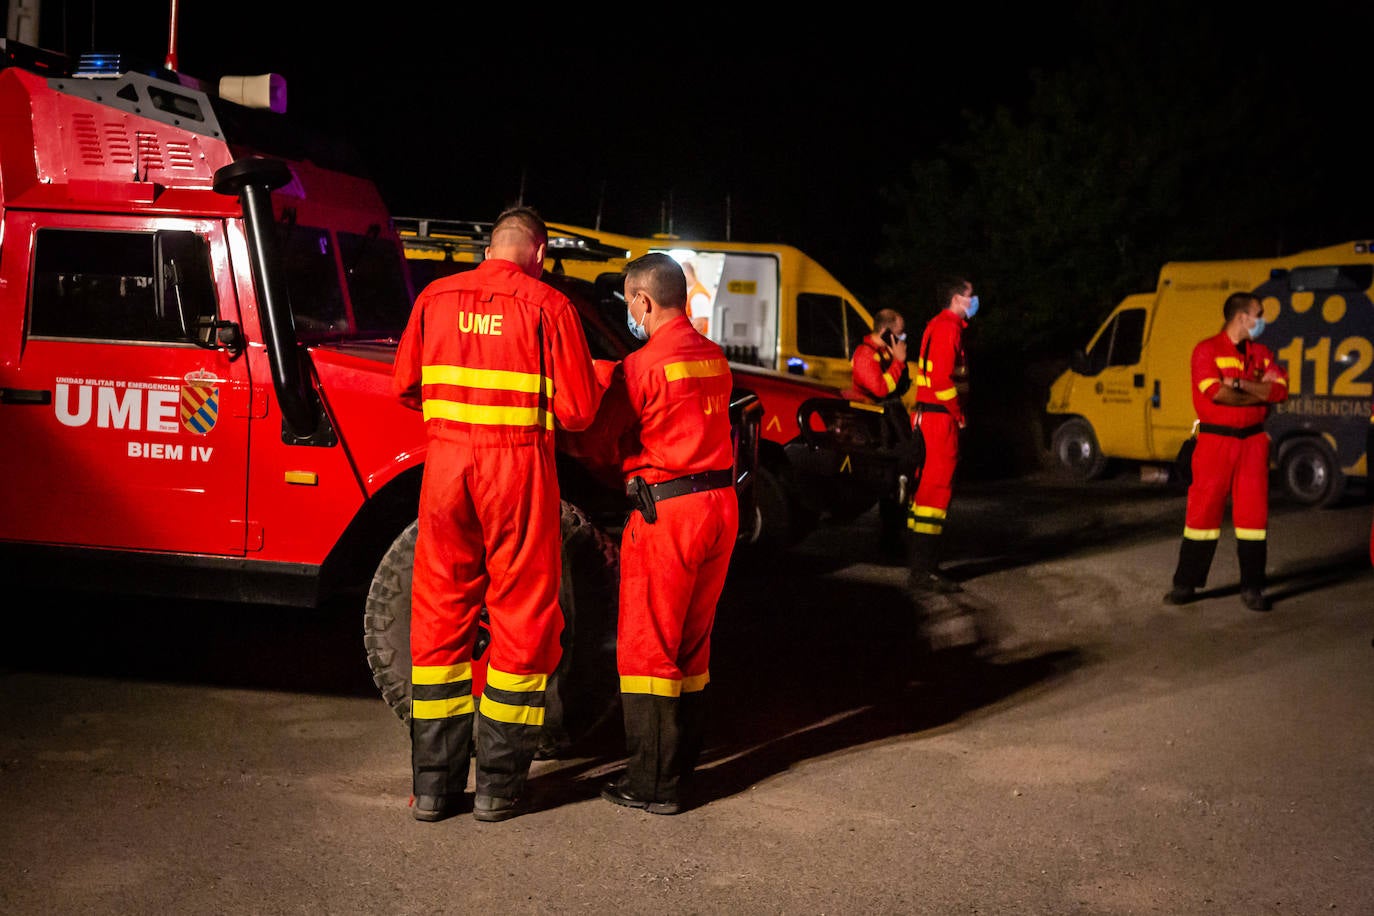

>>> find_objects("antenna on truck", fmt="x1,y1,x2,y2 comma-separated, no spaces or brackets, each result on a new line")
164,0,180,70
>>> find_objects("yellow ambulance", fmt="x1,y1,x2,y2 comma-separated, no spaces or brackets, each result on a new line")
396,217,889,396
1045,240,1374,507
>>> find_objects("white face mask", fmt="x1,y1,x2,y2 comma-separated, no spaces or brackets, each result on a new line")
626,293,648,341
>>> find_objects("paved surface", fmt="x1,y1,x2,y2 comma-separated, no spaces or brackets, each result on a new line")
2,473,1372,915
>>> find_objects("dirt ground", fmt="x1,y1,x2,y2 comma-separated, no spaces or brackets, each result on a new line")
1,473,1372,915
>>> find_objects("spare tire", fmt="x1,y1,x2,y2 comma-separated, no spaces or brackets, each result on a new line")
363,501,621,752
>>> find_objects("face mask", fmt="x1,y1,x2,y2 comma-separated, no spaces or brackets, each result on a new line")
1248,315,1265,340
964,294,980,320
626,300,648,341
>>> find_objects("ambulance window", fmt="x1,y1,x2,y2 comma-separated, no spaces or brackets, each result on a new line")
843,303,870,357
30,228,206,343
278,224,346,338
1083,307,1146,374
796,293,847,358
1286,265,1373,293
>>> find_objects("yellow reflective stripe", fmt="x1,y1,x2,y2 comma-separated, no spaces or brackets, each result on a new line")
911,505,947,520
1270,377,1288,388
682,672,710,693
422,364,551,395
1183,526,1221,540
935,387,958,401
1214,357,1244,371
412,662,472,686
422,400,553,429
883,375,897,393
909,520,943,534
1200,378,1220,392
412,695,476,720
479,696,545,726
485,668,549,693
1235,527,1267,541
915,373,930,386
619,675,682,697
664,358,729,382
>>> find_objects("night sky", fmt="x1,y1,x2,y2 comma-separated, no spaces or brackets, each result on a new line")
5,2,1369,301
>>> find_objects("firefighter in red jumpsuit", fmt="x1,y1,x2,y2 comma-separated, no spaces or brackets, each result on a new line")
846,308,912,557
1165,291,1288,612
592,253,739,815
393,207,603,823
908,276,978,593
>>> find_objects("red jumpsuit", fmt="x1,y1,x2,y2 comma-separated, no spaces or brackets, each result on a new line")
393,258,603,803
1171,330,1289,593
909,308,967,572
598,314,738,805
848,331,912,546
847,331,907,403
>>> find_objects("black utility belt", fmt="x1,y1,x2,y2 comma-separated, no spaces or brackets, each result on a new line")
626,468,734,524
1198,422,1265,439
915,402,950,415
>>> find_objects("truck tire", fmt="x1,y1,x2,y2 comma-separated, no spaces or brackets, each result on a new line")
1279,438,1345,508
1051,418,1109,481
363,501,621,751
743,464,816,561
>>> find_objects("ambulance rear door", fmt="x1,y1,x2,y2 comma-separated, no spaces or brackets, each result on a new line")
1257,261,1374,475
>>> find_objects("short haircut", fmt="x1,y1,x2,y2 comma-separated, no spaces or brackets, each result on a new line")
1223,291,1260,321
936,275,971,308
872,308,904,332
624,252,687,309
491,206,548,247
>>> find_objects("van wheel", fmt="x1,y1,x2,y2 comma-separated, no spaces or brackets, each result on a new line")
1279,438,1344,508
1051,418,1109,480
363,502,621,753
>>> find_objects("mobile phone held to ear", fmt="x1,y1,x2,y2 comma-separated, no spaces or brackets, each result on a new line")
881,328,895,346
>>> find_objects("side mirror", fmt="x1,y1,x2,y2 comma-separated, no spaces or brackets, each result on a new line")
213,320,245,359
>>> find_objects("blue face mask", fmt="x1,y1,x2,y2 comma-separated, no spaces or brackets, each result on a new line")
964,294,980,320
626,299,648,341
1248,315,1266,340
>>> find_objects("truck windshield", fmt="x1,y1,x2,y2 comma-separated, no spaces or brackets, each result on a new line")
278,222,412,342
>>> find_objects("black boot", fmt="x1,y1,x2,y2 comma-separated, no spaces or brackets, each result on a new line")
1164,537,1217,604
1237,538,1271,611
907,529,961,594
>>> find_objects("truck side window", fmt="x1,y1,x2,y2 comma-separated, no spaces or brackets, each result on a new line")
796,293,847,358
30,228,214,343
1083,307,1146,374
279,224,346,338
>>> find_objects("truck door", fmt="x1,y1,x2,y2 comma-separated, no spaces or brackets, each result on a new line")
0,214,252,555
1077,303,1153,459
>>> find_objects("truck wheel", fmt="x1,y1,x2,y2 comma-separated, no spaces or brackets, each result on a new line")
742,465,815,562
363,501,621,752
1051,418,1109,481
1280,438,1345,508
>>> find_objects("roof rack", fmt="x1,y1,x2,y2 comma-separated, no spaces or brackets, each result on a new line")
393,216,631,263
